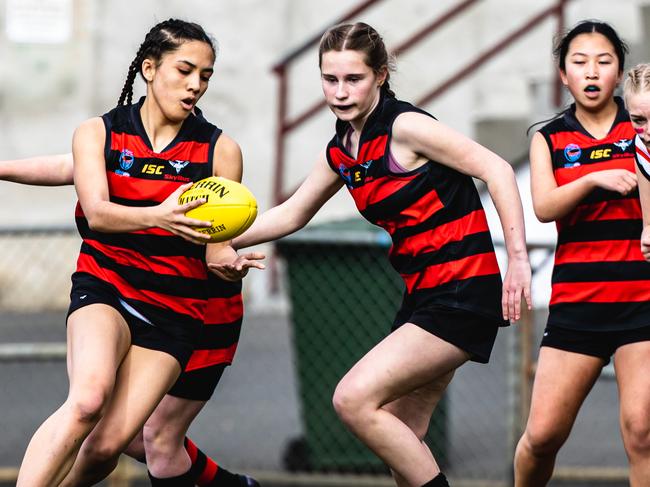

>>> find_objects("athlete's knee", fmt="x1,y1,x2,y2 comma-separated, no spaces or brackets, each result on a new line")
82,435,123,468
521,424,567,458
332,378,374,428
621,412,650,456
67,383,111,424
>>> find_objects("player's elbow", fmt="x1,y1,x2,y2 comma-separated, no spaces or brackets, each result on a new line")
84,207,111,232
535,213,554,224
85,215,107,232
481,160,517,192
532,203,555,223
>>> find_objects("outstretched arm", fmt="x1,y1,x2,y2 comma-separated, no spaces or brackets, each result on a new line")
0,153,73,185
210,150,343,278
232,150,343,249
392,112,531,321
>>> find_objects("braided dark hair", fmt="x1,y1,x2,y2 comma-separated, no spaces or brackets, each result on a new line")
319,22,396,97
118,18,215,106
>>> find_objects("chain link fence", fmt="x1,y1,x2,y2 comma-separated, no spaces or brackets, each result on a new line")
0,224,631,486
0,227,79,310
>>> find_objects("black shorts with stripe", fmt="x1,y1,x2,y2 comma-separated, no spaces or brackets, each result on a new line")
540,323,650,365
67,272,199,369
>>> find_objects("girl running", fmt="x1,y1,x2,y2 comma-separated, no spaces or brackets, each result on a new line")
0,152,259,487
514,21,650,487
224,22,531,487
16,19,260,487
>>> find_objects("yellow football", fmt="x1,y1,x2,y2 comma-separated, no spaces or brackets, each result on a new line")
179,176,258,242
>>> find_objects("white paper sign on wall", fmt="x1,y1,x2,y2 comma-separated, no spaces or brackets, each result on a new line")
6,0,73,44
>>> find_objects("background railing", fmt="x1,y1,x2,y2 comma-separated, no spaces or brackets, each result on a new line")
271,0,571,205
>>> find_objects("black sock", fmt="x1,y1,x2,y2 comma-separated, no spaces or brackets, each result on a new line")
148,468,194,487
212,466,259,486
421,472,450,487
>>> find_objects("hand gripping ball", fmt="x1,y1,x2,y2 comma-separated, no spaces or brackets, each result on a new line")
179,176,258,242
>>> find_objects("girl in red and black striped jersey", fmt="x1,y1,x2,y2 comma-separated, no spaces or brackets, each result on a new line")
226,23,531,487
0,153,257,487
514,21,650,487
16,19,262,487
625,63,650,264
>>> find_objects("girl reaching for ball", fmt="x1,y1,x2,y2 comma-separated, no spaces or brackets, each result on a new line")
16,19,262,487
514,21,650,486
2,166,262,485
223,22,531,487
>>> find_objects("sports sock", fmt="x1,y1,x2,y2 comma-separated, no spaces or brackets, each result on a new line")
184,437,260,487
148,468,194,486
421,472,450,487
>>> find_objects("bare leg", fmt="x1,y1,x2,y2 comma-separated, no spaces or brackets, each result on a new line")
143,395,206,478
514,347,603,487
124,431,146,463
384,371,454,487
60,345,181,486
16,305,131,487
332,323,468,486
615,341,650,487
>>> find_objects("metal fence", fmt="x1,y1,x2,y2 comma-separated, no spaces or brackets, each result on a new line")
0,225,631,486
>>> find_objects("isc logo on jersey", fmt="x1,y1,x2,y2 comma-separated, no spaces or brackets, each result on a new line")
590,148,612,160
142,164,165,175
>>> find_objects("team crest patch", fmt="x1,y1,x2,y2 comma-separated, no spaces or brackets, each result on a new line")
563,143,581,163
119,149,134,171
338,164,353,188
613,139,632,151
168,160,190,174
116,148,134,176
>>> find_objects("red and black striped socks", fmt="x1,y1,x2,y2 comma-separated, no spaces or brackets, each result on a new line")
184,437,259,487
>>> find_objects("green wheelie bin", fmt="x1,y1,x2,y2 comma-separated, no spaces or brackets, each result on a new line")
278,218,447,473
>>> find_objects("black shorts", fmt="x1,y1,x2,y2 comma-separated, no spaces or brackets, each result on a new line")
168,363,228,401
67,272,197,369
392,304,502,364
541,323,650,364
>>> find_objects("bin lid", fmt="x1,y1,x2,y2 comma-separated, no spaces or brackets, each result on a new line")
277,218,392,247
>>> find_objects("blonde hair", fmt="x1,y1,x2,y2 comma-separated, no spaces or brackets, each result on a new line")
624,63,650,105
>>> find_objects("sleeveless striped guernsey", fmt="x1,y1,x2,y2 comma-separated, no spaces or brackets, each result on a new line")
540,97,650,331
185,276,243,370
325,93,503,320
74,99,220,331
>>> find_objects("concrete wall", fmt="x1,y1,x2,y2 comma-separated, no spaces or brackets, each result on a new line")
0,0,648,309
